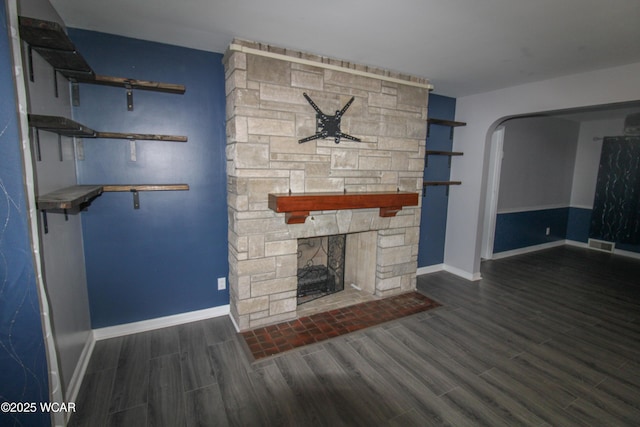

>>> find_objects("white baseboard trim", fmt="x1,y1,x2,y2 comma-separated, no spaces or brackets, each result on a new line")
443,264,482,281
416,263,481,281
564,240,588,249
491,240,565,260
93,304,231,341
65,331,95,421
228,312,241,333
565,239,640,260
416,264,444,276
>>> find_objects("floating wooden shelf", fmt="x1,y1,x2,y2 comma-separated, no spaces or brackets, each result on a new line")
426,118,467,127
425,150,464,156
74,75,186,94
19,16,185,94
37,185,103,210
425,150,463,167
102,184,189,192
427,117,467,139
422,181,461,197
28,114,96,137
268,191,419,224
29,114,187,142
423,181,462,186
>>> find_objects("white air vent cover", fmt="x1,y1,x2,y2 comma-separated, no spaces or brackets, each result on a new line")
588,238,615,253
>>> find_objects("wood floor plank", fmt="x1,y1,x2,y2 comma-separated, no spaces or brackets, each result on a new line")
69,246,640,426
596,375,640,412
368,326,544,426
273,351,346,426
149,326,180,358
207,340,266,426
489,357,578,408
361,327,458,396
398,317,492,375
67,368,116,427
148,353,185,427
202,316,238,345
439,386,515,427
344,335,473,426
479,368,586,427
178,321,216,392
303,348,402,426
109,332,150,413
86,337,123,374
248,363,312,427
184,384,229,427
106,404,147,427
565,397,636,426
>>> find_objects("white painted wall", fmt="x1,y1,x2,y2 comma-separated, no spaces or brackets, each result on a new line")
498,117,579,213
570,118,625,209
18,0,92,399
445,61,640,279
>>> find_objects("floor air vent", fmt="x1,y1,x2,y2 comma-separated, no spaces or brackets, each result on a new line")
588,238,615,253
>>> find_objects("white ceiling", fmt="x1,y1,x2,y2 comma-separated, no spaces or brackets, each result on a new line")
50,0,640,98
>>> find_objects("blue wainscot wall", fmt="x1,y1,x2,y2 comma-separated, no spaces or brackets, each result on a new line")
495,206,640,255
418,94,457,267
0,2,50,425
494,207,570,253
69,29,229,328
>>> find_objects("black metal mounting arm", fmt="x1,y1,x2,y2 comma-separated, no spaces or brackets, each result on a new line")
298,92,361,144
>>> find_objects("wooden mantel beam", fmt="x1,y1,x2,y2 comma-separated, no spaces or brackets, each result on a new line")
268,191,419,224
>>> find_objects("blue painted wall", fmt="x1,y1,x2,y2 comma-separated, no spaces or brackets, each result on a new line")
494,206,640,255
0,2,50,425
566,207,591,243
493,208,569,253
68,30,228,328
418,94,457,267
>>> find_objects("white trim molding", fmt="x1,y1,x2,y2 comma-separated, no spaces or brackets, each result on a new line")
566,240,640,260
228,43,434,91
93,305,230,341
491,240,565,260
417,264,444,276
443,264,482,281
496,204,571,214
65,332,95,422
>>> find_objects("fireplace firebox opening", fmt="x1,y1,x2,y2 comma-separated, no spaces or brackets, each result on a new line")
297,234,346,305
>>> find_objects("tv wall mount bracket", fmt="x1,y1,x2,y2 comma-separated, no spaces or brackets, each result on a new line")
298,93,361,144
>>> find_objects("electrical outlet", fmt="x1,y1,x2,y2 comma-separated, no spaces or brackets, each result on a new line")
545,227,550,236
217,277,226,290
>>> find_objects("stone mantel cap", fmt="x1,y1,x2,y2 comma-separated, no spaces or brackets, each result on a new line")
226,38,434,91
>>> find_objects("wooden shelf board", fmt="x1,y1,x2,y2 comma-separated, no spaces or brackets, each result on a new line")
427,118,467,127
29,114,96,137
37,185,103,210
95,132,187,142
425,150,464,156
30,114,186,142
19,16,94,75
84,75,186,94
423,181,462,186
19,16,185,95
268,191,419,224
102,184,189,192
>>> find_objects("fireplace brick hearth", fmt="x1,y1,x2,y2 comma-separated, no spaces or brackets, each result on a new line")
225,39,430,330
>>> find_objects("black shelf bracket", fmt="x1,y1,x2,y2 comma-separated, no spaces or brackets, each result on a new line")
126,84,134,111
131,189,140,209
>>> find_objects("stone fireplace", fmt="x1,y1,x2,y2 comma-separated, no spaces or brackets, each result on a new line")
224,39,430,330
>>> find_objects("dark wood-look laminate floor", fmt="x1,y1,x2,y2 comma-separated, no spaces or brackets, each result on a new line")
69,246,640,426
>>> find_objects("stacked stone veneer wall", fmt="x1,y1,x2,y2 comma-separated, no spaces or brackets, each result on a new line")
224,39,430,330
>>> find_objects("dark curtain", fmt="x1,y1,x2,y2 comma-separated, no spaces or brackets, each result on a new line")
590,136,640,244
